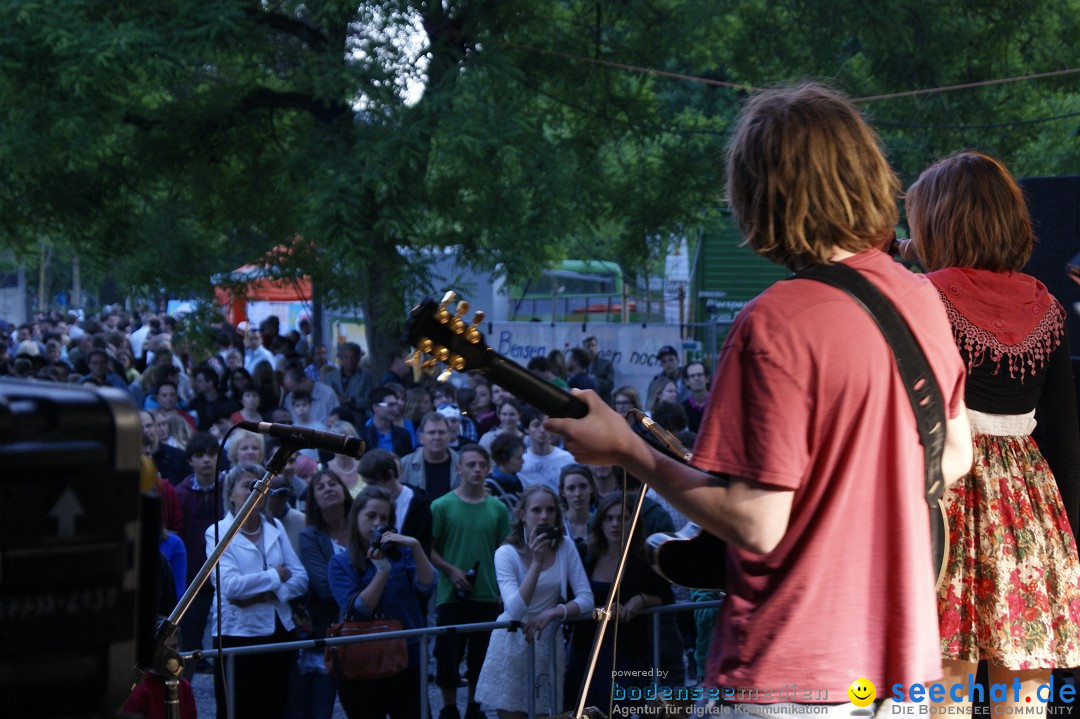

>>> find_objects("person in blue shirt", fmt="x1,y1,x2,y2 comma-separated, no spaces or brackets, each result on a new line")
328,485,436,719
360,386,414,458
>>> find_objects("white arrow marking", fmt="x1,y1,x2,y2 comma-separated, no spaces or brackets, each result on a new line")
49,487,85,538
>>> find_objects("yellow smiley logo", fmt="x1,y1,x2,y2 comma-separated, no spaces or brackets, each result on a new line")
847,677,876,707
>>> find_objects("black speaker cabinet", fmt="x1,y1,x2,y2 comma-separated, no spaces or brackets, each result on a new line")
1020,176,1080,349
0,379,144,718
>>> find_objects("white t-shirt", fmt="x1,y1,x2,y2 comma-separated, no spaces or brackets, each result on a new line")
394,484,414,531
518,446,575,493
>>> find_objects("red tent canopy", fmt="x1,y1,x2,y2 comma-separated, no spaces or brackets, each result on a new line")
213,247,312,327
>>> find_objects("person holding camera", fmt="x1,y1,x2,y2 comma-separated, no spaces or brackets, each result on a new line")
474,484,594,719
327,485,436,719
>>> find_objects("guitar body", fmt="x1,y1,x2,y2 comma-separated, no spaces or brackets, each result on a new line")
647,500,948,592
644,523,727,590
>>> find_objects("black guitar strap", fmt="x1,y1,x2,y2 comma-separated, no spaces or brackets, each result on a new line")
791,263,948,577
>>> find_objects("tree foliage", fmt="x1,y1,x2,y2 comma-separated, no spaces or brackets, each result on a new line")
2,0,1078,371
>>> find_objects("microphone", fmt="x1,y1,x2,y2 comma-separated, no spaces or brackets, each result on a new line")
237,421,365,458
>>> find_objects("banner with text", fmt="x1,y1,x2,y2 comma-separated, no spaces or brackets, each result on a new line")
484,321,683,400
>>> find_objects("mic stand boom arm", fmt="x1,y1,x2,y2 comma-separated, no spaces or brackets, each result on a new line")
133,442,300,719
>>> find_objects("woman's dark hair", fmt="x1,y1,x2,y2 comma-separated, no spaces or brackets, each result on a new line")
906,150,1034,272
304,469,353,530
587,492,644,560
456,387,476,418
558,464,596,505
358,448,399,483
471,378,493,410
496,397,522,419
490,432,525,466
347,485,396,573
229,367,252,387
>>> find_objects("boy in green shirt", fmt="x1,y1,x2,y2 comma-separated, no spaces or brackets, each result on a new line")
430,444,511,719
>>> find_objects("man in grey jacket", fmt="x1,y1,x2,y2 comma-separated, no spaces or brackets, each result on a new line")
399,412,461,501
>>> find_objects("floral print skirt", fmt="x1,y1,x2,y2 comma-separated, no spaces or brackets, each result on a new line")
937,433,1080,669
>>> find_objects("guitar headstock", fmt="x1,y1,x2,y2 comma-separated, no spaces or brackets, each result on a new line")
405,291,491,382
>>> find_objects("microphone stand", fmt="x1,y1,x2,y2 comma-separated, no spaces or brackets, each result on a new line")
131,442,300,719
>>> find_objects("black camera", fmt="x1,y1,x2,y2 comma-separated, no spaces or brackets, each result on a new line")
370,525,401,561
534,525,559,548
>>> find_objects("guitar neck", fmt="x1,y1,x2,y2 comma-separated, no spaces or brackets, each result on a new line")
478,354,588,419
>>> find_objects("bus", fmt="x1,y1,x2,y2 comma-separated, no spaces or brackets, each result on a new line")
506,260,653,322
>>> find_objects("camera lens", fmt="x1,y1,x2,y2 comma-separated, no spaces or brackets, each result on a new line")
371,525,401,561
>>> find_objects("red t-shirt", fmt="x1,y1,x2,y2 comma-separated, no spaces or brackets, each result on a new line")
694,250,965,702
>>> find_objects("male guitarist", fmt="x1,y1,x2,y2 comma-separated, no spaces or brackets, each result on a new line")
546,83,974,717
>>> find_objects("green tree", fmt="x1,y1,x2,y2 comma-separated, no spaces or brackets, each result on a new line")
3,0,1078,366
1,1,733,372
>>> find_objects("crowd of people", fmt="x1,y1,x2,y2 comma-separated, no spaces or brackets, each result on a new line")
0,309,705,719
5,80,1080,719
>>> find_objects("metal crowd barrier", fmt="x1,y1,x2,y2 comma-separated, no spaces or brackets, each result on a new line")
188,598,726,719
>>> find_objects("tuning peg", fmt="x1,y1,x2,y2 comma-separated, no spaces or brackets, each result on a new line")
449,300,470,334
418,339,434,355
436,291,456,324
434,347,450,362
448,354,466,372
466,311,485,344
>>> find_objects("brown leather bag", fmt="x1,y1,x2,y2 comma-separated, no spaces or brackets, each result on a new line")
323,617,408,681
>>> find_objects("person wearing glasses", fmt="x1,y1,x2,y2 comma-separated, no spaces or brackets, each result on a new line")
361,385,414,458
611,386,642,417
681,361,711,433
206,463,309,719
